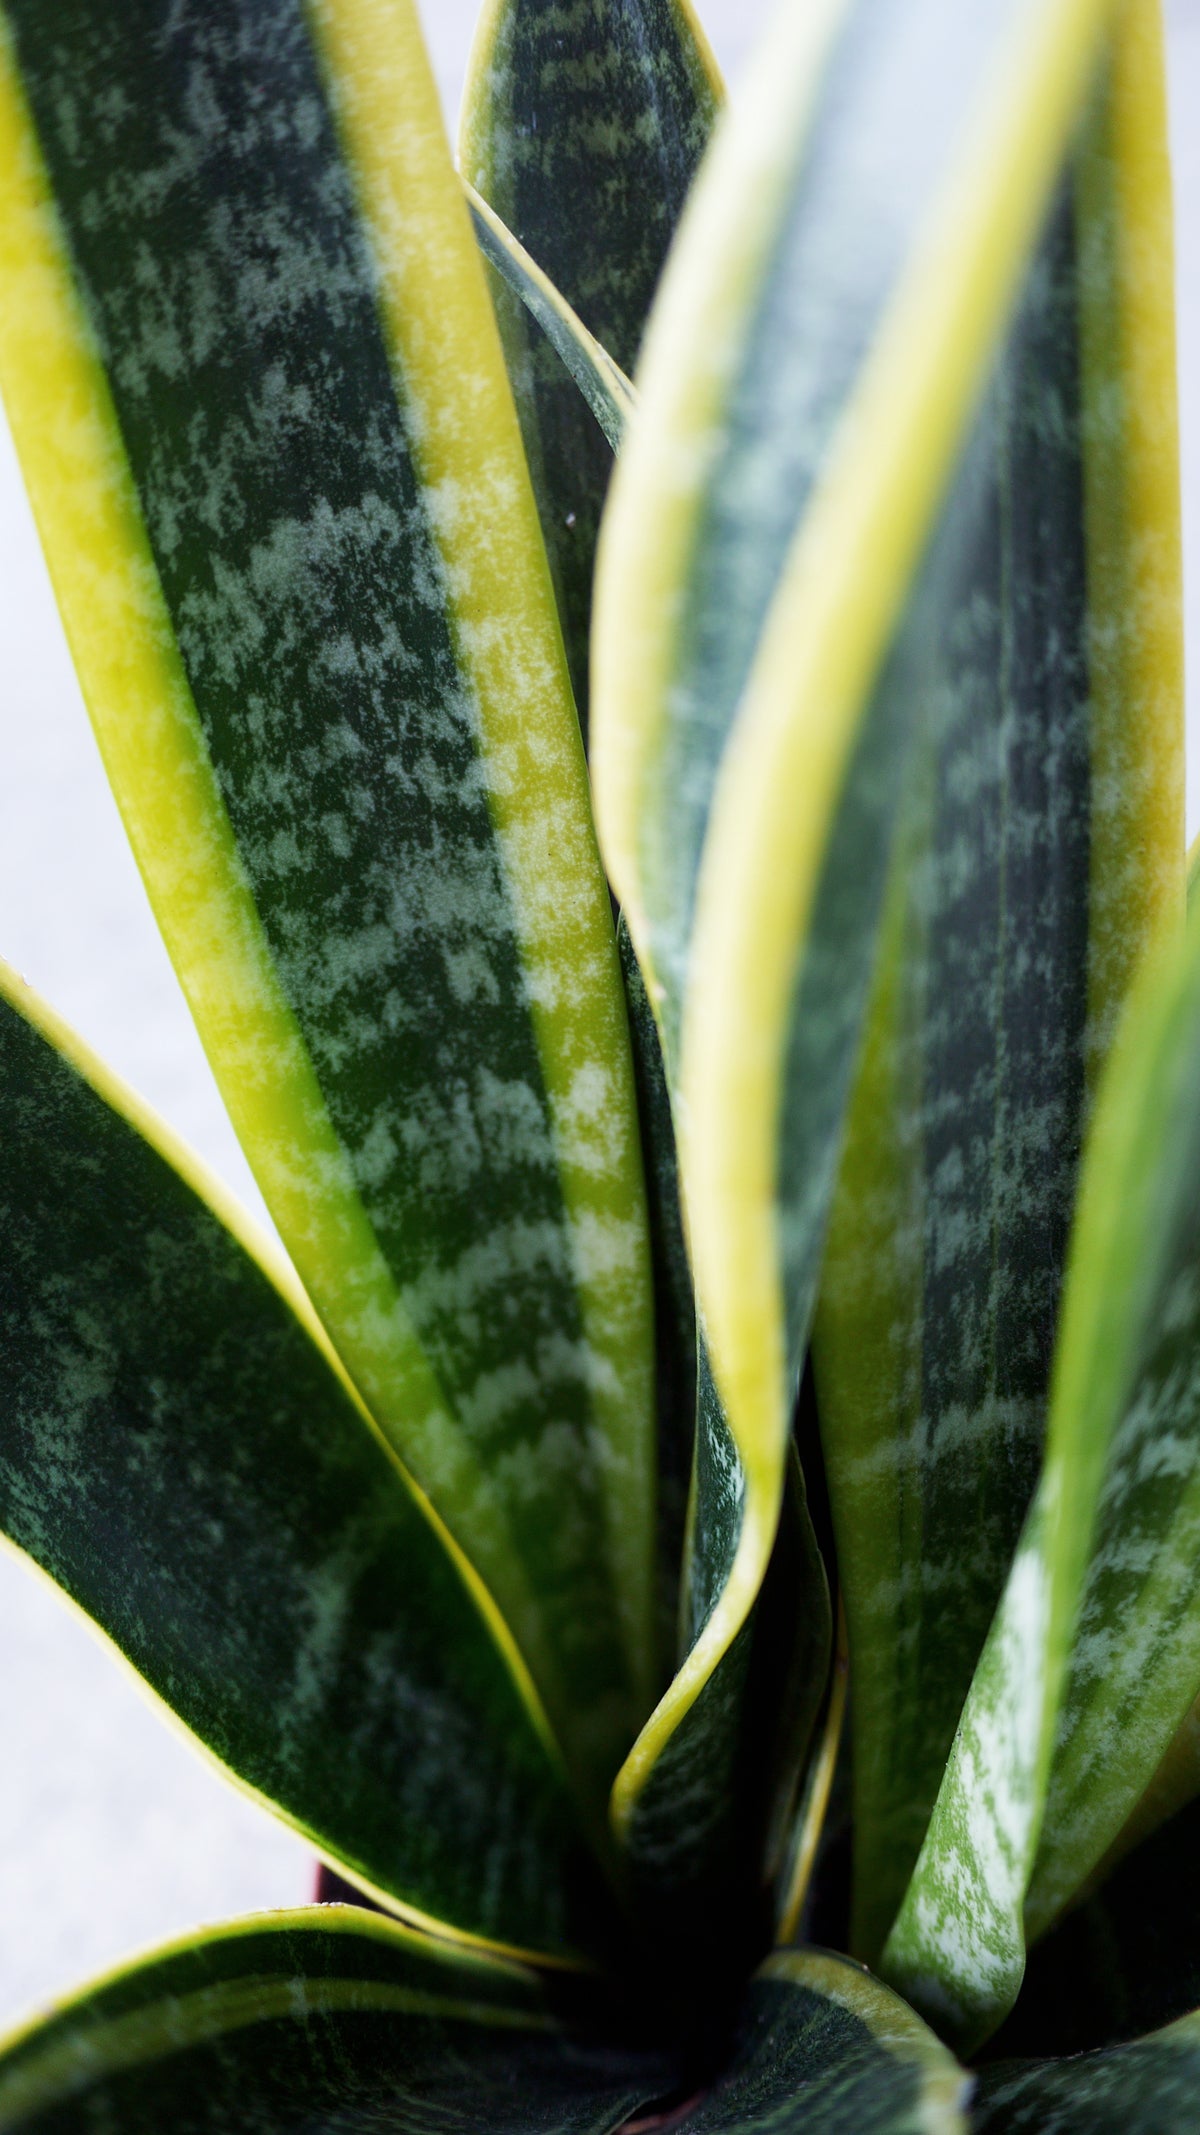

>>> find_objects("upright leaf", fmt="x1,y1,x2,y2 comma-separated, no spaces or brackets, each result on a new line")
814,0,1182,1960
0,968,601,1962
593,0,1120,1924
0,0,655,1808
885,791,1200,2049
461,0,721,727
0,1909,672,2133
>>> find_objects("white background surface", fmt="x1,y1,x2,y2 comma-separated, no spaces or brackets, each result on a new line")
0,0,1197,2035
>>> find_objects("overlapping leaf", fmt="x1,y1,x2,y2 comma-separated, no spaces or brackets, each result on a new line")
814,0,1182,1961
592,0,1122,1935
0,967,601,1961
886,784,1200,2046
0,1909,671,2133
666,1952,969,2135
0,0,656,1811
460,0,721,727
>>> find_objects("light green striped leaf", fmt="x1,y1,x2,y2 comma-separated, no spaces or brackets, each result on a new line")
592,0,1120,1927
0,0,655,1813
465,183,635,451
0,1908,671,2133
665,1951,969,2134
0,966,602,1963
972,2010,1200,2133
885,809,1200,2050
813,0,1183,1962
460,0,721,730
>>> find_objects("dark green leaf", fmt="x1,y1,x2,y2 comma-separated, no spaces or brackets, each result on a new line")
0,0,656,1810
0,969,605,1962
668,1951,968,2134
466,182,635,450
0,1908,671,2133
461,0,720,726
815,22,1182,1954
594,0,1123,1953
994,1780,1200,2060
973,2013,1200,2133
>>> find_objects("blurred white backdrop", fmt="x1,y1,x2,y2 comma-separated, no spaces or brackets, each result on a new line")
0,0,1197,2034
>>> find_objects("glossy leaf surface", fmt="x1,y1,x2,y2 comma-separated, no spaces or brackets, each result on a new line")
973,2011,1200,2133
0,969,600,1962
814,0,1182,1962
0,0,655,1808
593,0,1119,1915
461,0,720,724
667,1952,968,2135
886,727,1200,2045
0,1909,669,2133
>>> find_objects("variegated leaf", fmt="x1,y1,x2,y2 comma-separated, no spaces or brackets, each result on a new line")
461,0,721,728
0,966,602,1961
0,0,655,1812
0,1909,670,2132
814,0,1182,1961
593,0,1123,1935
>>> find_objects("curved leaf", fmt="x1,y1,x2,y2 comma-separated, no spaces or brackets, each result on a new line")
973,2011,1200,2133
0,966,604,1963
0,0,656,1808
814,0,1182,1961
461,0,721,727
667,1951,968,2134
466,183,635,451
593,0,1118,1914
994,1788,1200,2059
0,1908,670,2133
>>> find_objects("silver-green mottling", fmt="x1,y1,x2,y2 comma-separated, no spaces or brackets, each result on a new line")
663,1954,968,2135
0,1911,671,2134
638,0,1028,1064
815,182,1094,1964
2,0,649,1797
461,0,718,729
0,992,603,1959
972,2011,1200,2134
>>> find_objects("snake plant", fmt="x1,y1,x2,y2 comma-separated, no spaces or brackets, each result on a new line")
0,0,1197,2125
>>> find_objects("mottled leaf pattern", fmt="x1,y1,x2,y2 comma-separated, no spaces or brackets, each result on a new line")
0,0,655,1810
813,5,1182,1961
460,0,720,728
592,0,1118,1942
0,1909,671,2133
885,642,1195,2049
665,1952,968,2135
973,2011,1200,2133
0,968,602,1961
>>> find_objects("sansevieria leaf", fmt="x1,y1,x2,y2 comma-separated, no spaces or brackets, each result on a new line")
0,0,655,1812
592,0,1122,1927
0,966,600,1962
461,0,721,728
664,1952,969,2135
973,2009,1200,2134
999,1787,1200,2057
885,839,1200,2050
0,1909,671,2133
466,184,635,452
814,0,1182,1961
